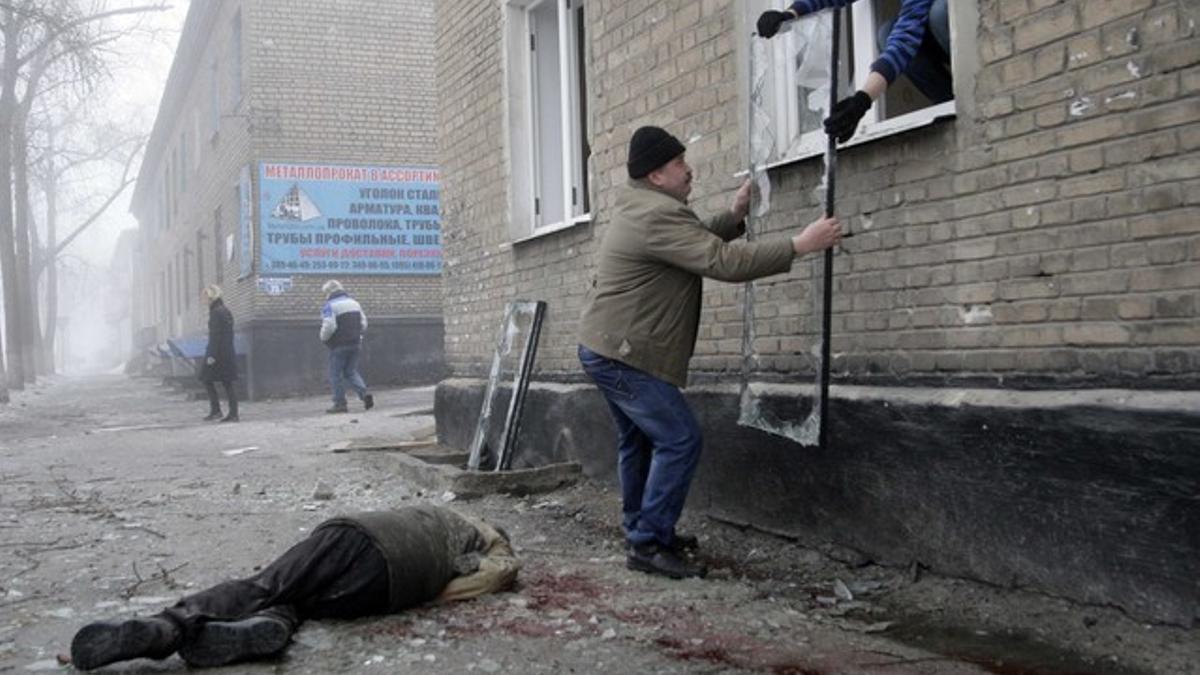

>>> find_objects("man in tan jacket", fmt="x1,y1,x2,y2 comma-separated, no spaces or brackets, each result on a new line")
578,125,841,579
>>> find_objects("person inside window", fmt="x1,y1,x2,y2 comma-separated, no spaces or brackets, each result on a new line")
758,0,952,142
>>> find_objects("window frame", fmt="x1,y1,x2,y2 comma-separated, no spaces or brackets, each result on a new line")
183,247,191,310
748,0,970,169
167,155,176,215
193,109,203,170
159,176,168,231
231,10,244,109
208,56,221,141
179,132,187,195
213,206,224,282
505,0,591,243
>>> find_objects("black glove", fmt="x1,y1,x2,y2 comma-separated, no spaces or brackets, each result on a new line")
756,10,792,39
824,91,872,143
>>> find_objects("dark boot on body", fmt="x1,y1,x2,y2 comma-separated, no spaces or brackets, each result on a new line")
178,614,292,668
70,616,181,670
203,410,222,421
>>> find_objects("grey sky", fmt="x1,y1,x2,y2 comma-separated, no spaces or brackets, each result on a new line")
68,0,190,269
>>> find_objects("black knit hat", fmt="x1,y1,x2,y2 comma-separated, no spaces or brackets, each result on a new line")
627,126,686,179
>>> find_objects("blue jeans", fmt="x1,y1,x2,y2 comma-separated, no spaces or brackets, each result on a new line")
578,345,703,548
879,0,953,104
328,344,368,406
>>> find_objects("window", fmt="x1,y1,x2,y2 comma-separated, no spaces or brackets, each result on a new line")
166,262,174,319
159,178,168,230
208,57,220,137
176,252,183,314
506,0,590,238
213,207,223,282
183,247,191,309
193,109,203,169
747,0,965,166
196,231,205,294
236,174,252,279
231,11,243,106
179,133,187,195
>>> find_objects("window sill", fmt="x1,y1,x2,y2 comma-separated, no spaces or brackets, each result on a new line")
762,100,956,171
513,213,592,245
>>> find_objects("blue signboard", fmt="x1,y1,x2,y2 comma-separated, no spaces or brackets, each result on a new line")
258,162,441,275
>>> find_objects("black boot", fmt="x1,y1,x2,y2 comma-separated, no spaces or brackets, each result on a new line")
624,532,700,554
70,616,181,670
626,542,707,579
178,614,292,668
222,382,239,422
204,382,222,421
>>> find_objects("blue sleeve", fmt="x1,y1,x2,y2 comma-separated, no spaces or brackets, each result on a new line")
790,1,855,16
871,0,932,82
790,0,932,84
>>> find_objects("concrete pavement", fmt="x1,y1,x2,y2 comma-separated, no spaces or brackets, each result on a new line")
0,375,1191,673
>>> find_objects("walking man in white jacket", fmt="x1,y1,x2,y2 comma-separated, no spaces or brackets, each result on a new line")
320,280,374,413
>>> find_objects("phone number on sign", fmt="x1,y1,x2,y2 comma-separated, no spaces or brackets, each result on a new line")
269,260,440,271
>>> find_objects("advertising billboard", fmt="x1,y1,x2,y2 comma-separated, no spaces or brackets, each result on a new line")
258,162,441,275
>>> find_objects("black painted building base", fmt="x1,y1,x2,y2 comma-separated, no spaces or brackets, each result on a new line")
435,378,1199,626
240,316,444,400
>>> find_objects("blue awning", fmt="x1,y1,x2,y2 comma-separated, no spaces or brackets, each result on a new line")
165,334,247,359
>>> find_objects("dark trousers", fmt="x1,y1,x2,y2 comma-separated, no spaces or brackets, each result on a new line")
578,345,703,548
160,524,389,640
204,380,239,417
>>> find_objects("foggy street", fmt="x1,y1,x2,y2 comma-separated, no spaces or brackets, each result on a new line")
0,0,1195,672
0,376,1193,674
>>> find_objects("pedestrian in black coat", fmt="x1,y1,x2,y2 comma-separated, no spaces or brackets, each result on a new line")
200,285,238,422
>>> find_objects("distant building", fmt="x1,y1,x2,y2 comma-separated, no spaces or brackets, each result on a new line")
129,0,443,398
107,228,138,365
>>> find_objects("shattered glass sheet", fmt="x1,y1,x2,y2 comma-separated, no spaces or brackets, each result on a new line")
740,12,839,447
467,301,545,471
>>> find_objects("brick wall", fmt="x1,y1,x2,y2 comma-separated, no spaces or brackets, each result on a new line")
436,0,1199,389
133,0,441,346
434,1,518,375
247,0,441,320
134,0,256,342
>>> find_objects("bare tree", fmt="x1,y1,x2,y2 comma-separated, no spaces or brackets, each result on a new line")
29,112,143,373
1,4,29,388
0,0,167,389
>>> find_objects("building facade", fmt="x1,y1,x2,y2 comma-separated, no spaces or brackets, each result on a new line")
130,0,443,399
433,0,1199,625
